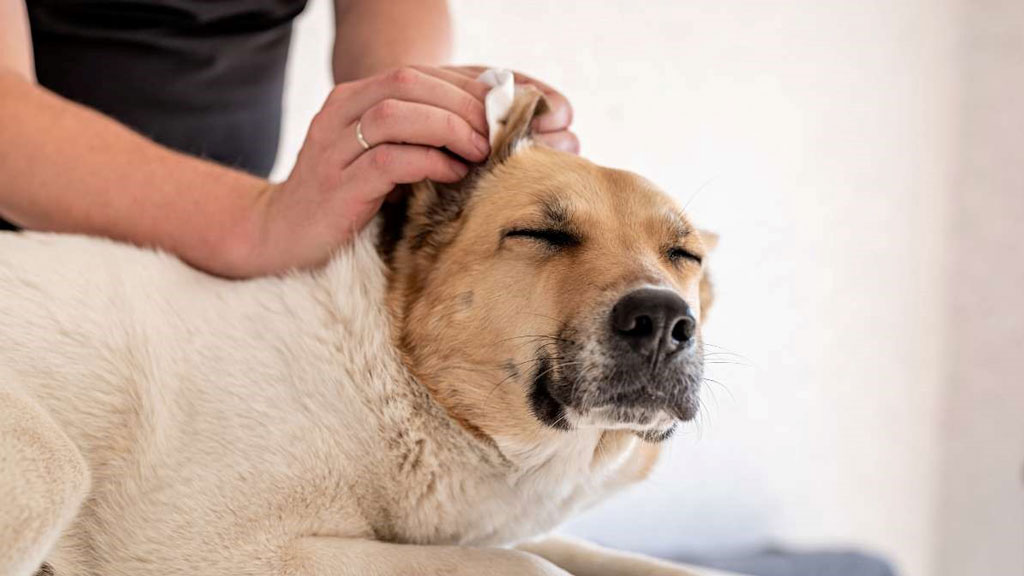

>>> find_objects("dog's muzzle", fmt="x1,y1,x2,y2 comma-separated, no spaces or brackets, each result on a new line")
529,287,703,440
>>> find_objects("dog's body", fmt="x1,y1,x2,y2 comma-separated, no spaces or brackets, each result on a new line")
1,89,720,576
1,227,644,574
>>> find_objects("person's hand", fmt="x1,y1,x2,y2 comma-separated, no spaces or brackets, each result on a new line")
445,66,579,154
240,65,577,275
244,66,494,274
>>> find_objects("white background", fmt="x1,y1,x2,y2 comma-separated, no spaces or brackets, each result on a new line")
273,2,1024,576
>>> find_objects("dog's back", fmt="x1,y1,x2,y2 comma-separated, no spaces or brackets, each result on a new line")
0,230,326,470
0,230,397,574
1,231,188,484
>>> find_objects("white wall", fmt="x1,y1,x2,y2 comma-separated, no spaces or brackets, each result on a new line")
274,3,1021,576
934,2,1024,575
441,5,953,576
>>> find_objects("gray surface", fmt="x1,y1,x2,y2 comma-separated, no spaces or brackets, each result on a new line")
677,549,897,576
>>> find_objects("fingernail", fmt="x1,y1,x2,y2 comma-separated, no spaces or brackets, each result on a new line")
472,131,491,157
532,115,555,132
451,160,469,178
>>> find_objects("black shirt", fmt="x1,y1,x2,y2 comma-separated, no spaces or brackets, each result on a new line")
2,0,308,230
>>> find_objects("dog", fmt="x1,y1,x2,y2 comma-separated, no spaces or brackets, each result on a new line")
0,87,719,576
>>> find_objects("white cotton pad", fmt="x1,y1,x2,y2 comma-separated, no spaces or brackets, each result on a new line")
476,68,515,147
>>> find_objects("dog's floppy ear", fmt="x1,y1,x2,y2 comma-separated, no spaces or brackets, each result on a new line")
489,86,548,165
379,179,473,264
380,86,548,266
697,229,719,320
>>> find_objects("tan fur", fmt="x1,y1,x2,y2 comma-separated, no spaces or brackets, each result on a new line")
390,90,709,459
0,89,720,576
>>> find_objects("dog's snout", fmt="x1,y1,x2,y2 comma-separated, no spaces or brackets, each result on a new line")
611,288,696,357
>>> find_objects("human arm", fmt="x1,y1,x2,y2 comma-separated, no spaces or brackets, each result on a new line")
0,2,269,277
517,535,741,576
332,0,452,83
0,3,489,277
331,0,579,153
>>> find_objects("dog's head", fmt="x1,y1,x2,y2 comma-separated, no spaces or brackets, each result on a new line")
382,88,715,445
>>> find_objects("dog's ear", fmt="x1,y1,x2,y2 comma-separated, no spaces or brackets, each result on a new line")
404,179,474,256
697,229,719,320
381,87,549,262
380,87,548,267
698,229,719,252
489,86,548,165
379,179,472,265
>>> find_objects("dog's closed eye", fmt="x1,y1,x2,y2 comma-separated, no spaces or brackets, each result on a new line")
503,228,582,249
667,246,703,266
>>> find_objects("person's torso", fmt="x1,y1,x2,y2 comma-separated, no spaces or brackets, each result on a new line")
26,0,309,177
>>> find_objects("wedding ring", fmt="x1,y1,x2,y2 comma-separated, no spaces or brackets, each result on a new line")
355,120,371,150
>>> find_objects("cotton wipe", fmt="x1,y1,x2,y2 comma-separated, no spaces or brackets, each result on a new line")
476,68,515,147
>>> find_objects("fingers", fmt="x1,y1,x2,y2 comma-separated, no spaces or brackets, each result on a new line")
352,99,490,165
534,130,580,154
348,144,469,195
335,67,488,135
412,66,492,102
530,89,573,133
446,65,574,133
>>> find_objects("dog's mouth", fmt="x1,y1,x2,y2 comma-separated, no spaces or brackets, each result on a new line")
527,336,703,442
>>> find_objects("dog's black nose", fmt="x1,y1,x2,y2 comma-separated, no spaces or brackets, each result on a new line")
611,288,696,357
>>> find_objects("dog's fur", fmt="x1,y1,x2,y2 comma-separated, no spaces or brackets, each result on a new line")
0,89,717,576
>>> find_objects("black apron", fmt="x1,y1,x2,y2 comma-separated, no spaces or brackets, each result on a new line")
2,0,309,230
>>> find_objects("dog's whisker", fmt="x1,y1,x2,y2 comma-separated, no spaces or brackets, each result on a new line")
702,355,750,364
494,334,572,345
482,356,573,400
682,174,720,211
516,311,563,324
701,381,724,413
701,343,753,365
701,377,734,403
701,350,746,358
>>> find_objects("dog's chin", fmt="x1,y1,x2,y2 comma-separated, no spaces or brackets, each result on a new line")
530,375,699,444
570,408,679,442
564,401,694,443
527,350,702,441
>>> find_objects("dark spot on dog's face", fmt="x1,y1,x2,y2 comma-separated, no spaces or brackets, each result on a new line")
35,563,55,576
503,358,520,381
528,354,570,430
456,290,474,311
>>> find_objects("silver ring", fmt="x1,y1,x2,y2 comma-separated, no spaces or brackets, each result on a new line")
355,120,371,150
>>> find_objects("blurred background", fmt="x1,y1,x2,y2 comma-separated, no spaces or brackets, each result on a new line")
271,2,1024,575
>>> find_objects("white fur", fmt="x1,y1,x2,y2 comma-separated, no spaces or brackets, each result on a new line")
0,225,717,576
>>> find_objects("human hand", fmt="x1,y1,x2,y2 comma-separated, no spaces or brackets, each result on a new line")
244,66,493,274
444,65,579,154
239,65,577,276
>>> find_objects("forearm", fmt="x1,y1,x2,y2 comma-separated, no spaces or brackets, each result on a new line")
0,70,267,277
332,0,452,82
517,535,729,576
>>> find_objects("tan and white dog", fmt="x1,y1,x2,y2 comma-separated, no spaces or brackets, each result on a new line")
0,88,722,576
